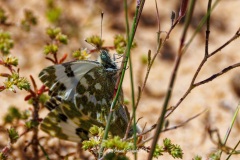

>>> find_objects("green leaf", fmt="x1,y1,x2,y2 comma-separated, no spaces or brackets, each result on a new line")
56,33,68,44
4,56,18,66
193,155,202,160
103,152,130,160
43,44,58,55
4,73,30,92
25,120,39,129
7,127,19,143
0,7,8,24
0,30,14,55
46,27,61,39
153,144,164,158
4,106,21,123
72,48,91,60
82,137,100,150
85,35,104,48
46,8,61,23
102,136,134,151
89,125,104,137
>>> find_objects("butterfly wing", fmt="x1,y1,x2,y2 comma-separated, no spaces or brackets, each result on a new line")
39,59,132,141
39,61,103,141
41,102,83,142
39,60,101,102
41,97,105,142
73,66,130,137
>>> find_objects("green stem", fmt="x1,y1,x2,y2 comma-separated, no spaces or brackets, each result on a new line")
129,51,137,159
147,51,183,160
220,102,240,157
226,140,240,160
98,1,143,158
38,143,50,160
124,0,137,159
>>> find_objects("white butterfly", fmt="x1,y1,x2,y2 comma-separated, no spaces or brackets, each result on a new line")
39,50,134,142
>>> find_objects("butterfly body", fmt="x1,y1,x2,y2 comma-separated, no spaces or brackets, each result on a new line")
39,50,130,142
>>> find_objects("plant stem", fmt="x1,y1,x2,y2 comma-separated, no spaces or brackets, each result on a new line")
124,0,137,159
205,0,212,57
147,51,183,159
165,27,240,118
220,102,240,157
183,0,221,53
32,97,39,160
98,1,144,158
226,140,240,160
148,0,196,159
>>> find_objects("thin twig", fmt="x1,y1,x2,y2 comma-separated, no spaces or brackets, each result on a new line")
45,57,55,64
148,0,195,159
125,0,181,142
208,128,222,146
128,109,205,141
30,75,37,92
162,109,207,132
194,62,240,87
129,109,205,150
155,0,161,43
126,124,157,142
207,27,240,58
183,0,221,53
165,27,240,118
53,53,58,64
205,0,212,57
137,136,154,147
226,140,240,160
133,0,182,120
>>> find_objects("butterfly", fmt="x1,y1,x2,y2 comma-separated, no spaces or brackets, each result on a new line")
39,50,133,142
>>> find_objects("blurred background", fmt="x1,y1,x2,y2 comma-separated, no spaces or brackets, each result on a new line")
1,0,240,159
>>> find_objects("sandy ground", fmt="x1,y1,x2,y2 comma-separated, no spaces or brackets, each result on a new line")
1,1,240,159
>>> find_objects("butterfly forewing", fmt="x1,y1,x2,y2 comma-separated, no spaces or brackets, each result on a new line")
39,60,101,101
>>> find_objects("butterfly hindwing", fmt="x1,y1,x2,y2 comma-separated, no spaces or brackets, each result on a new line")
41,102,83,142
41,98,106,141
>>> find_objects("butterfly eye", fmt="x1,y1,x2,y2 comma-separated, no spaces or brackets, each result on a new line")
100,50,108,59
101,54,107,60
100,50,112,64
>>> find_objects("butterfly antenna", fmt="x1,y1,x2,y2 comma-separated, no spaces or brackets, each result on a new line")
101,11,104,41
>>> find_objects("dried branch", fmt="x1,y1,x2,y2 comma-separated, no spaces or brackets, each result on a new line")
205,0,212,57
137,109,205,147
194,63,240,87
162,109,207,132
166,27,240,118
148,0,195,158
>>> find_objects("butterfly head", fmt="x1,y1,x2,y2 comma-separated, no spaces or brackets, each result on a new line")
99,50,117,70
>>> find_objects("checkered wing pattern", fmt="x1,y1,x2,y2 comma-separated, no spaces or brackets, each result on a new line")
39,51,131,142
